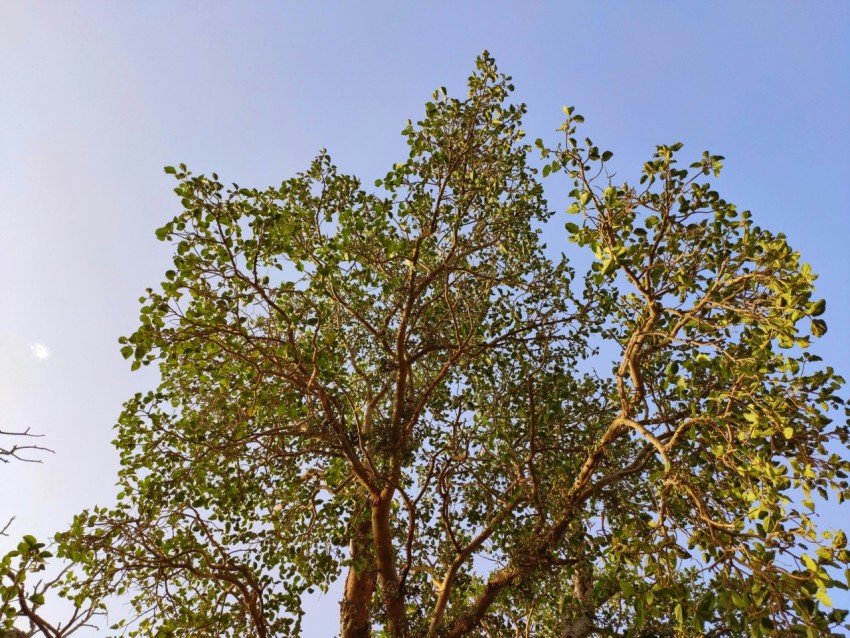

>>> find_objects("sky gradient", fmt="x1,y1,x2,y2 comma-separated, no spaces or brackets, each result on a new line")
1,1,849,633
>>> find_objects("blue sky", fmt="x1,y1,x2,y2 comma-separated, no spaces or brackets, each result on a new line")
1,1,849,633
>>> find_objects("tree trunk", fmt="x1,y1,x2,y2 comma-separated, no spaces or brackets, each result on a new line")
561,558,594,638
339,514,376,638
372,492,409,637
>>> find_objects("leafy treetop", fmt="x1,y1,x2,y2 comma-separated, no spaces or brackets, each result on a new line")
55,53,850,638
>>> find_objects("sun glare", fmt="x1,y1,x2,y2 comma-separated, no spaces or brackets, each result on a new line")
30,343,50,360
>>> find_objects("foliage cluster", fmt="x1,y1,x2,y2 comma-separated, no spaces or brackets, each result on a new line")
3,54,850,637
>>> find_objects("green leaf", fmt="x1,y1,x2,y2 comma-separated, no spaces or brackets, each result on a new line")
810,299,826,316
802,554,819,573
811,318,827,337
815,588,832,607
600,257,617,276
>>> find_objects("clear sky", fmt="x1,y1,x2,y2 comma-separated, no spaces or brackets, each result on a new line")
1,1,849,634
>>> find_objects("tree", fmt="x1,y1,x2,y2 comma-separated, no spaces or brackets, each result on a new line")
1,435,104,636
61,53,850,637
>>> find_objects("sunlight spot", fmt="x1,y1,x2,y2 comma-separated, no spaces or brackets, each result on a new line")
30,343,50,360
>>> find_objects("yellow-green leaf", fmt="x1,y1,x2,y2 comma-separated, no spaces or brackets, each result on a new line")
815,588,832,608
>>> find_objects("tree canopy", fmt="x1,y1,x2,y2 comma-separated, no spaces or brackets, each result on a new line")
22,53,850,637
